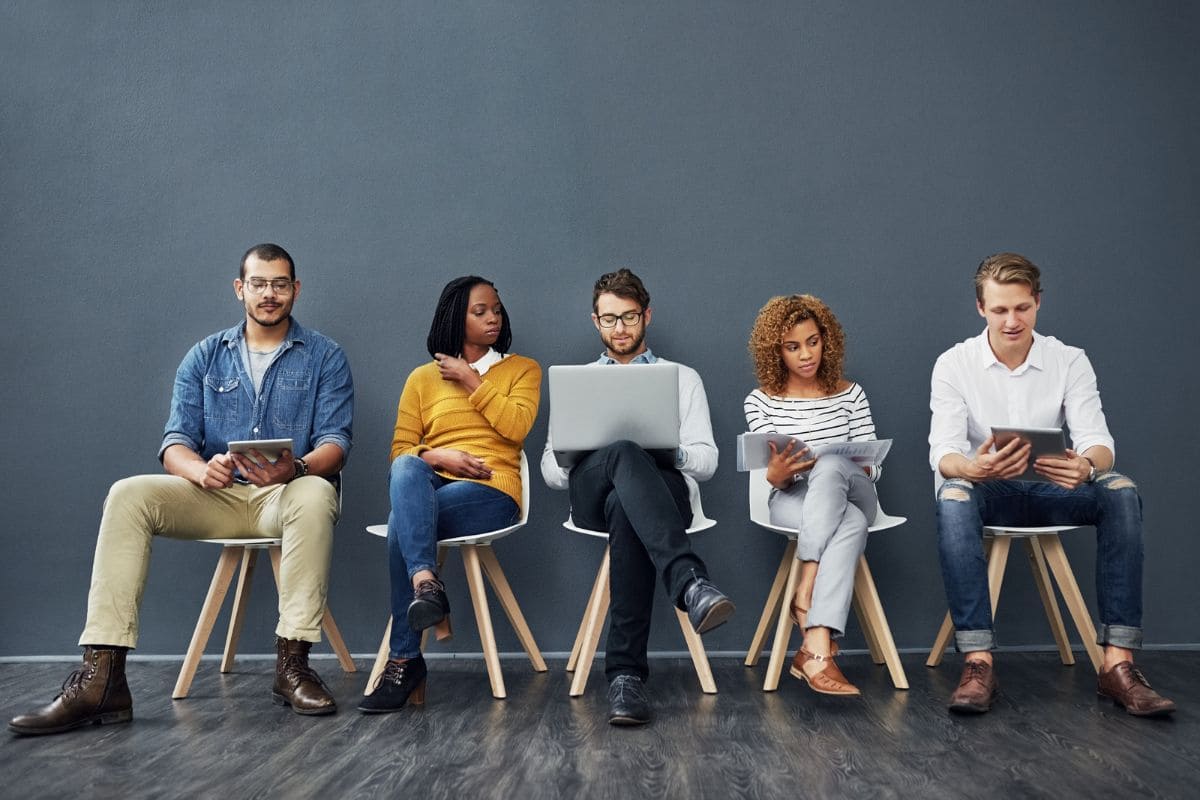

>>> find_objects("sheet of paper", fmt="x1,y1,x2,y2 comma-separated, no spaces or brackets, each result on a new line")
736,432,892,471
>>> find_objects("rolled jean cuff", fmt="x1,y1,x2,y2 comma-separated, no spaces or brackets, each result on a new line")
1098,624,1142,650
406,563,437,581
954,629,994,653
275,622,322,644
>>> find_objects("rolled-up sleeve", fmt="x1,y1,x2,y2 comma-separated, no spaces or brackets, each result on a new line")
158,341,207,460
929,353,971,473
311,346,354,461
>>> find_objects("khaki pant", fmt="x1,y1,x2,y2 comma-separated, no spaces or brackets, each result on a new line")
80,474,340,648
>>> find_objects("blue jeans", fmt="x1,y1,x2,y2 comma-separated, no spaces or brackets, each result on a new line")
387,455,518,658
936,472,1143,653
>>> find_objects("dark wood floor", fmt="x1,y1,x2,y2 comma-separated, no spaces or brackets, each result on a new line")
2,651,1196,800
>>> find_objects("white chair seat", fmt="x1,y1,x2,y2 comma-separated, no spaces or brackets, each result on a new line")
563,474,720,696
174,530,356,700
743,468,910,691
926,523,1103,672
363,453,545,700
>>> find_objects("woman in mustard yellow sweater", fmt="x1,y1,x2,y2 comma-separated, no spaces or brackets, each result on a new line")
359,276,541,713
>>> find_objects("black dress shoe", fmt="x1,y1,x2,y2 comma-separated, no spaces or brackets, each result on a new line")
358,656,428,714
681,576,735,634
607,674,651,726
407,576,450,631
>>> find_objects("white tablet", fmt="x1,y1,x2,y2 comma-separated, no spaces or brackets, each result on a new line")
990,426,1067,482
227,438,294,463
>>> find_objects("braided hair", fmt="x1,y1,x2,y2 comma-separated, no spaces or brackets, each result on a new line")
426,276,512,358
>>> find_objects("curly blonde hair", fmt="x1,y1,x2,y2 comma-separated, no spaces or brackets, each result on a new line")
748,294,846,396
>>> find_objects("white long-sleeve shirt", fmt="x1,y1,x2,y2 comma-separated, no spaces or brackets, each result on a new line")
928,329,1115,491
540,350,718,490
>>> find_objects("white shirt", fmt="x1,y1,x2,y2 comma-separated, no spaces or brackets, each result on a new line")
928,329,1115,490
540,352,718,490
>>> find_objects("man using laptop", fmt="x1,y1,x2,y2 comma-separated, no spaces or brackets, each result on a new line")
541,268,734,726
930,252,1174,717
9,243,354,735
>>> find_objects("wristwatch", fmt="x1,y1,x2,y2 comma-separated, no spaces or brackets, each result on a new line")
293,457,309,480
1083,456,1097,483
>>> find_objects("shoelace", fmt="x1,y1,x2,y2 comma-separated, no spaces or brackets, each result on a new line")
57,656,98,701
280,654,322,685
610,675,642,703
414,577,446,598
373,660,414,692
962,660,990,686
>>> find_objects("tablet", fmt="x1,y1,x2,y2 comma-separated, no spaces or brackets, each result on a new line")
990,427,1067,482
227,438,294,463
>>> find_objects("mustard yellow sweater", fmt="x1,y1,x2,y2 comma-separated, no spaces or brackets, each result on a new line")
390,354,541,508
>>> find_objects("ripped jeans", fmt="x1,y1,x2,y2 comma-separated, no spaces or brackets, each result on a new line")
936,473,1143,652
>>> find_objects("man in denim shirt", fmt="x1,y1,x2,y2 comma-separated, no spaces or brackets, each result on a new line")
9,243,354,736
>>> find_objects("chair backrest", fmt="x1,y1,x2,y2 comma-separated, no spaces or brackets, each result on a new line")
564,472,716,535
747,468,905,534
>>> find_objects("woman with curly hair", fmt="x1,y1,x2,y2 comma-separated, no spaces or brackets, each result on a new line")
745,294,881,696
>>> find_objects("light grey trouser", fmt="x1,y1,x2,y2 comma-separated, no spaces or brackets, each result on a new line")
79,474,339,648
768,454,877,638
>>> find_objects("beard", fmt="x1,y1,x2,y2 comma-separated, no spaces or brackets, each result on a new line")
602,327,646,356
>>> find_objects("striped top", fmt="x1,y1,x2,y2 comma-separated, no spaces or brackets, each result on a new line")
744,383,880,480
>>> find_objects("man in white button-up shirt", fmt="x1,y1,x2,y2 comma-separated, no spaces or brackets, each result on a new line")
929,252,1174,717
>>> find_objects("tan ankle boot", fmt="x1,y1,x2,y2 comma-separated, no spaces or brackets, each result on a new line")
8,646,133,736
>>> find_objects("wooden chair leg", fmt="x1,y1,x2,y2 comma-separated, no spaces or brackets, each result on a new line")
321,608,357,673
745,540,796,667
763,555,801,692
174,546,242,699
567,553,609,673
853,570,885,666
1038,534,1103,672
220,548,259,673
851,555,908,689
676,608,718,694
986,535,1012,616
570,548,611,697
462,544,506,699
365,616,392,696
927,536,1007,667
476,546,547,672
1023,537,1074,665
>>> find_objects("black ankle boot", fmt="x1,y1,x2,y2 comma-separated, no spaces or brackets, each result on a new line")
407,577,450,631
358,655,428,713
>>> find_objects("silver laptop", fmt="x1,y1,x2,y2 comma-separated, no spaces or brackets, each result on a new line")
548,363,680,468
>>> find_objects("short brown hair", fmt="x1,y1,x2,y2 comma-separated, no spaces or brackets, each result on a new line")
748,294,846,396
592,268,650,312
975,252,1042,302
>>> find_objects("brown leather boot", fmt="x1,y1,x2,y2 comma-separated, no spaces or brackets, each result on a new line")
271,637,336,716
8,646,133,736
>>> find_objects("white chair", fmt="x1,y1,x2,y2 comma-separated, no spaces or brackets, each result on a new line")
364,453,546,700
926,524,1103,672
743,468,909,691
174,477,356,699
563,475,720,697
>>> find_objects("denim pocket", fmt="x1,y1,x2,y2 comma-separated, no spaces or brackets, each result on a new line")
204,375,241,421
271,369,312,430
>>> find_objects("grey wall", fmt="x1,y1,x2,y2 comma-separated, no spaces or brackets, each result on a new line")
2,1,1197,659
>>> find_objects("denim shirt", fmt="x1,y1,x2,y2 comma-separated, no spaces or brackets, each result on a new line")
159,317,354,463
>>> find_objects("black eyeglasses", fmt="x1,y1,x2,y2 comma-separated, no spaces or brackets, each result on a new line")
243,278,294,294
596,310,643,328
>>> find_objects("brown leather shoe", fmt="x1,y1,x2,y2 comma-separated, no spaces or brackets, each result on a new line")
272,637,336,716
789,647,860,696
1098,662,1176,717
8,646,133,736
948,659,998,714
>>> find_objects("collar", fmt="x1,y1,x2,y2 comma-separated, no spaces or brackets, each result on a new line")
469,347,505,376
976,327,1043,374
596,348,658,365
221,317,305,351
